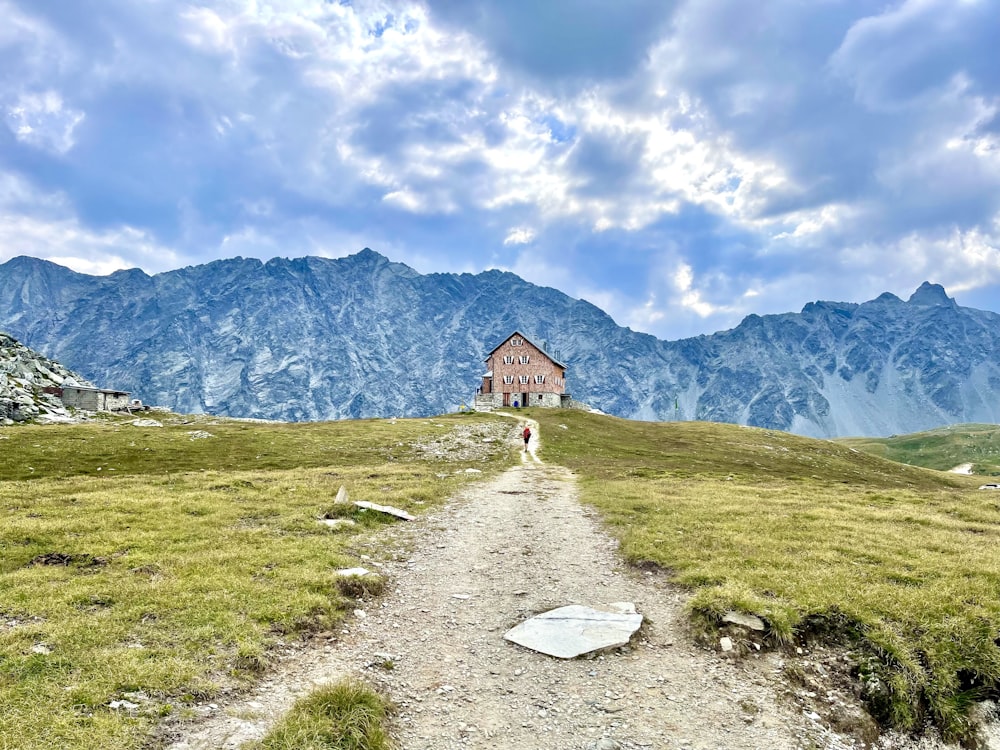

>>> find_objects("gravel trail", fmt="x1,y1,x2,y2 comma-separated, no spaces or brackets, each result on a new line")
165,420,960,750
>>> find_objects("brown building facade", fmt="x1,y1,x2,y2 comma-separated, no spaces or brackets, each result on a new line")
475,331,568,409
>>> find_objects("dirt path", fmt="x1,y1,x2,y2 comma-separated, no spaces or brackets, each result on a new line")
166,420,956,750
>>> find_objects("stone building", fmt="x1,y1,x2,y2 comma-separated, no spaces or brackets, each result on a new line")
475,331,570,410
59,381,131,412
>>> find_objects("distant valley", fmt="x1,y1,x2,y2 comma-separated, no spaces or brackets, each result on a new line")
2,249,999,438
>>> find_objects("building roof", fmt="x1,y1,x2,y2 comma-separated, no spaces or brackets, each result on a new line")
62,383,130,396
485,330,566,369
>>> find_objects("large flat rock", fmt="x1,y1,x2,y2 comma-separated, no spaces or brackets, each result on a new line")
503,604,643,659
354,500,415,521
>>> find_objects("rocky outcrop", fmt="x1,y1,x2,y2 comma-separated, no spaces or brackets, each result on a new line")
1,253,998,437
0,332,91,424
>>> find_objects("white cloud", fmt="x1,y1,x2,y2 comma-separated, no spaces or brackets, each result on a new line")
5,90,84,154
503,227,535,245
625,295,666,328
671,262,720,318
0,175,179,273
0,213,179,273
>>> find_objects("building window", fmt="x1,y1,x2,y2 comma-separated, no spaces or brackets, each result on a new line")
510,337,523,346
519,355,530,364
503,355,514,364
534,374,545,384
519,375,529,385
503,375,514,384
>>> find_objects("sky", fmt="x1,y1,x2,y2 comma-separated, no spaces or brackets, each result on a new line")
1,0,999,340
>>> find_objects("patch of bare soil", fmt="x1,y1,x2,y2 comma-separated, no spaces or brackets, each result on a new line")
162,421,966,750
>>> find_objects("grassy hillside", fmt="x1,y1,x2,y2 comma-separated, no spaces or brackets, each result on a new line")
530,409,999,742
0,413,518,750
5,409,999,746
838,423,1000,476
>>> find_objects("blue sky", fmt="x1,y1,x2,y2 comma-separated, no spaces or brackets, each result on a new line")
2,0,999,339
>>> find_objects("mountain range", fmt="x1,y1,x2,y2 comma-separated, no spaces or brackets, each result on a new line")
1,249,998,438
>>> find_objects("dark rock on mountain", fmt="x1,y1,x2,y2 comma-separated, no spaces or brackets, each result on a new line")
1,250,998,437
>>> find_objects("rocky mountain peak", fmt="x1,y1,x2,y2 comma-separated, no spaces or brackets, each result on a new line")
907,282,955,307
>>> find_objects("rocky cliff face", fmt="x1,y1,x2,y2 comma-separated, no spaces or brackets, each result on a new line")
1,251,998,437
0,332,92,423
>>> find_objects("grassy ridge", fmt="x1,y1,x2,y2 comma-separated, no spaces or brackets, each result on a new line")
0,414,452,481
0,413,517,750
531,409,999,742
839,423,1000,476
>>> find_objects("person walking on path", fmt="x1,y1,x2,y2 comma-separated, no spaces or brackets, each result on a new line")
522,424,531,451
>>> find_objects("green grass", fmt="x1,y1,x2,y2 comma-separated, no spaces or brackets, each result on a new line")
838,423,1000,476
245,680,393,750
0,412,489,481
0,413,516,750
530,409,1000,743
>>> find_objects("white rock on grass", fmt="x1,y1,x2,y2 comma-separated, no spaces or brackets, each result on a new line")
354,501,415,521
336,567,371,577
318,518,356,529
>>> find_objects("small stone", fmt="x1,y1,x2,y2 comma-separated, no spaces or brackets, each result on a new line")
336,567,371,577
722,611,766,631
720,637,734,652
319,518,356,529
335,486,349,504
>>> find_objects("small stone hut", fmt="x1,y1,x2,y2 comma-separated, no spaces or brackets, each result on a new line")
59,381,131,412
475,331,570,410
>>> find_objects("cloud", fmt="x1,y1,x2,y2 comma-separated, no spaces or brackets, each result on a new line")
830,0,1000,111
0,0,998,343
424,0,677,84
503,227,535,245
0,206,180,274
4,91,85,154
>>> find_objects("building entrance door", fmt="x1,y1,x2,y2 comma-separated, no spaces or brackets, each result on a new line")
503,392,510,406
